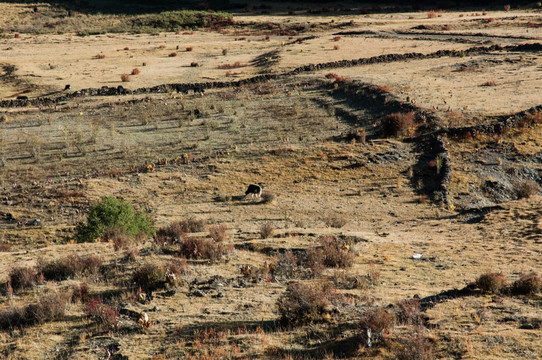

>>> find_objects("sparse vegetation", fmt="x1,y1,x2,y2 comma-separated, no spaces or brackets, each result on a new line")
511,272,541,295
120,73,131,82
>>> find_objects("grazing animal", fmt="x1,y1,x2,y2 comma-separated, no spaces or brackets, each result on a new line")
64,84,71,91
16,96,28,101
245,183,263,198
194,87,205,96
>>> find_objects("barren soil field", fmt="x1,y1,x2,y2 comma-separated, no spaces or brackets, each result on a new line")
0,2,541,359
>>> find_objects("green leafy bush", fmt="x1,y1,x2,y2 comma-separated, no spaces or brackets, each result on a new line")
75,196,154,243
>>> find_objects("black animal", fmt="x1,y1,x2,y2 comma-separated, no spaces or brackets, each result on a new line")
245,184,263,198
64,84,71,91
194,87,205,95
117,85,127,94
16,96,28,101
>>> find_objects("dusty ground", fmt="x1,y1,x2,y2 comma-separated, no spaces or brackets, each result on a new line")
0,2,541,359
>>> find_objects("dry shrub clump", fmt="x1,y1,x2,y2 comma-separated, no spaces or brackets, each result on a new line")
120,73,131,82
133,263,165,292
208,224,227,242
85,297,118,330
273,250,313,280
323,213,348,228
394,299,423,326
71,282,90,303
9,266,40,292
476,272,507,294
381,112,417,137
156,218,207,245
511,272,541,295
131,68,140,75
94,53,106,59
513,180,540,199
358,307,395,347
104,228,133,251
179,236,233,261
260,223,274,239
38,254,103,281
395,327,435,360
261,192,275,204
169,52,178,57
277,281,339,325
0,292,66,330
217,61,247,69
307,235,355,269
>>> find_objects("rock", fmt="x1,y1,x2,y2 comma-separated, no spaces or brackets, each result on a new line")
26,218,41,226
190,289,206,297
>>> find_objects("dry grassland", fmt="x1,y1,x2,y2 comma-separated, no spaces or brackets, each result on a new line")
0,2,541,359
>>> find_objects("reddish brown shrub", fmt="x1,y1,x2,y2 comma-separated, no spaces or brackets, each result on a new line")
332,36,342,41
381,112,417,137
513,180,540,199
427,10,437,18
277,281,338,325
85,297,118,330
179,236,232,260
38,254,102,281
120,73,130,82
131,68,140,75
71,282,90,303
217,62,247,69
133,263,165,292
9,266,39,292
359,307,395,346
186,46,193,51
260,223,274,239
511,272,541,295
476,272,507,294
395,327,435,360
169,52,178,57
94,53,105,59
208,224,227,242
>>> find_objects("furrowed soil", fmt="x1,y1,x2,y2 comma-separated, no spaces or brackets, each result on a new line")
0,2,541,359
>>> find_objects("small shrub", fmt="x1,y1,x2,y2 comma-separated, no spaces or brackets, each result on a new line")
514,180,539,199
156,222,185,246
75,196,154,243
324,214,348,228
260,223,274,239
9,266,39,292
395,327,435,360
511,272,541,295
186,46,193,51
482,80,497,86
277,281,338,325
381,112,417,137
85,297,118,330
133,263,165,292
131,68,140,75
318,235,355,268
222,48,228,55
476,272,507,294
217,62,247,69
123,47,129,50
394,299,423,326
38,254,102,281
427,11,437,18
104,229,133,251
504,4,511,11
179,237,232,260
332,36,341,41
169,52,178,57
0,292,66,330
273,250,312,280
190,62,200,67
333,45,340,50
120,74,131,82
261,192,275,204
208,224,227,242
71,282,90,303
94,53,105,59
358,307,394,346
